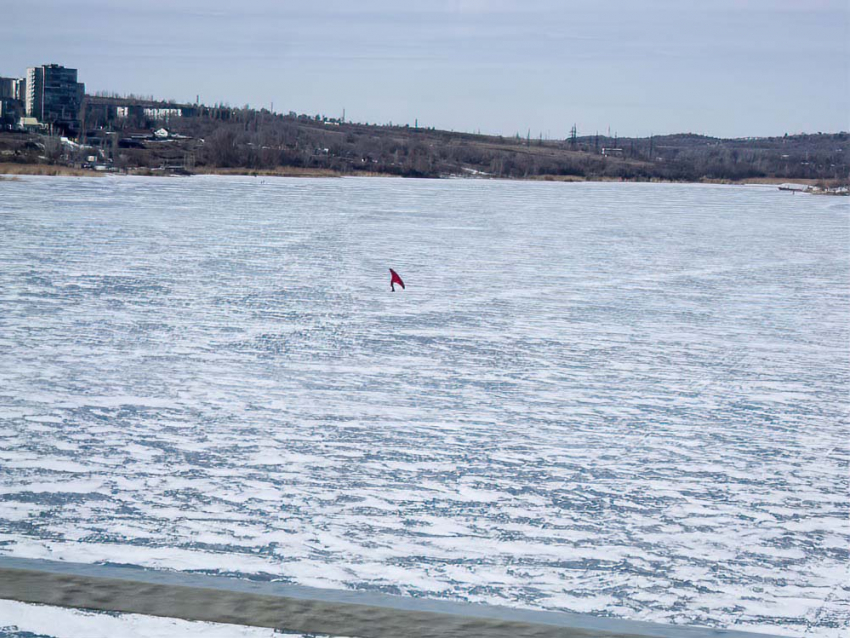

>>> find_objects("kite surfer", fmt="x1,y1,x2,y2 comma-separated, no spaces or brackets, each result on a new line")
390,268,405,292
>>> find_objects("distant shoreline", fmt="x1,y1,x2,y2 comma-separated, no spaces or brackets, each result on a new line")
0,163,834,188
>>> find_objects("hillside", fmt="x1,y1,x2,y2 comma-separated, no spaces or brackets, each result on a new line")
1,103,847,183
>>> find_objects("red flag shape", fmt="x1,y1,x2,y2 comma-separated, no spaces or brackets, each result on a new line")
389,268,405,292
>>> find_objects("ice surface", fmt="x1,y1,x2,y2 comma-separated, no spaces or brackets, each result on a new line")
0,176,848,637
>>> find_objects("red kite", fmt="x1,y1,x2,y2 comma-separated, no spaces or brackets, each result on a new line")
389,268,405,292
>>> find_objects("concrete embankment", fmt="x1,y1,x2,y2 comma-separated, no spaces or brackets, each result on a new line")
0,556,781,638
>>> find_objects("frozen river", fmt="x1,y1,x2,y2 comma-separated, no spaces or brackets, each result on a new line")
0,176,847,637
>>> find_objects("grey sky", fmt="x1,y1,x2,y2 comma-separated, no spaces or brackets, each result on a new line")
1,0,847,138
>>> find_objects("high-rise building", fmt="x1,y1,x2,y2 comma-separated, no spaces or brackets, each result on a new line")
13,78,26,102
25,67,43,118
0,76,26,129
0,77,25,99
0,77,15,99
26,64,85,133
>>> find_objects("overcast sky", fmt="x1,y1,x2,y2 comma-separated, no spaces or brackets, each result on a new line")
1,0,847,138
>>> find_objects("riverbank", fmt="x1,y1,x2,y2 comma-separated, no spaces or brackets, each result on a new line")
0,163,372,179
0,163,105,177
183,166,343,178
1,161,847,190
526,175,836,186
